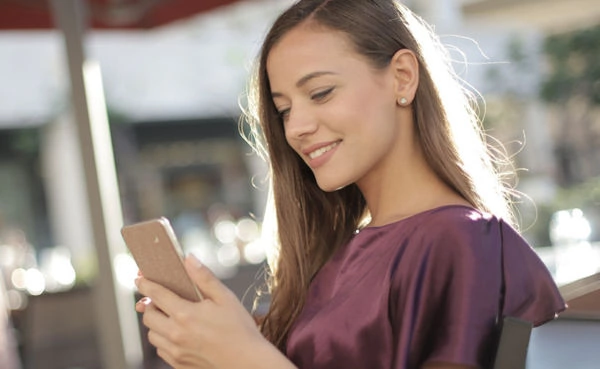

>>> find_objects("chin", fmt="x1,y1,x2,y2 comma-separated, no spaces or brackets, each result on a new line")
315,178,350,193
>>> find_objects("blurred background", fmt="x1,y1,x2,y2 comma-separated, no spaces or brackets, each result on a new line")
0,0,598,368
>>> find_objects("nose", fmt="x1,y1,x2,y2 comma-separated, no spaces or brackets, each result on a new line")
284,106,318,141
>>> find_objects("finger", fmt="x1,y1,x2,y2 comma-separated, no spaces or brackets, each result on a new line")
184,254,232,303
155,347,177,369
148,332,178,369
135,296,151,313
141,301,172,338
146,329,177,364
145,311,191,369
135,276,188,316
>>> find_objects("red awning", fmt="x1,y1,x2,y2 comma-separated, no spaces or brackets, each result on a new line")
0,0,242,29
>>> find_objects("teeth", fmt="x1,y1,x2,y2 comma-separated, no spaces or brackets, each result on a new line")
309,142,338,159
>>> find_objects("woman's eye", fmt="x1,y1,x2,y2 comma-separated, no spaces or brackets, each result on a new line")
278,108,290,120
311,87,334,101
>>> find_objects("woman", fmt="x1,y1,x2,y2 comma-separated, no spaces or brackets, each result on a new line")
135,1,566,368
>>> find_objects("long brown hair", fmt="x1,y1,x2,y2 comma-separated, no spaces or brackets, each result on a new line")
242,0,516,351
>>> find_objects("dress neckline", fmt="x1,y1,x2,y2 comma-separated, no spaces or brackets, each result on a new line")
359,204,479,232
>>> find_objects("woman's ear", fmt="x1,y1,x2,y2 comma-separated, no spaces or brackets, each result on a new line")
390,49,419,106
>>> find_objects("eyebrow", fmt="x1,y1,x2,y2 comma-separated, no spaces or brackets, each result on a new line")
271,71,337,98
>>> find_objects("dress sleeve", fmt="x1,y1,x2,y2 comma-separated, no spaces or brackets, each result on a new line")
498,220,566,326
388,213,565,369
389,215,503,368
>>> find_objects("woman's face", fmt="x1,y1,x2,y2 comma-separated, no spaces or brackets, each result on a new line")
266,25,409,192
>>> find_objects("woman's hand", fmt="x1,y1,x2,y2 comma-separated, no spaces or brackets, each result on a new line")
135,254,294,369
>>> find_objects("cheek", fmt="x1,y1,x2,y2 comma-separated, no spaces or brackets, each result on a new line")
344,78,395,115
337,91,396,130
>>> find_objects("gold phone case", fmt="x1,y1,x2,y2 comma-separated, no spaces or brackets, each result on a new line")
121,217,202,302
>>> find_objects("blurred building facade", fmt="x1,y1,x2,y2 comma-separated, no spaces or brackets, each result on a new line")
0,0,289,270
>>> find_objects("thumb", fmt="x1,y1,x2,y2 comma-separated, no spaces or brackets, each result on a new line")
184,254,230,303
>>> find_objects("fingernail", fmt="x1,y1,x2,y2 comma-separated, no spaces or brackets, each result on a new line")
187,254,203,269
135,297,150,308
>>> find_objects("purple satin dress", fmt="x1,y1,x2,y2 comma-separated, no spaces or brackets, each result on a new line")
285,205,566,369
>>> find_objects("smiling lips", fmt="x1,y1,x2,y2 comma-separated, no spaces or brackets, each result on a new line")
308,141,340,159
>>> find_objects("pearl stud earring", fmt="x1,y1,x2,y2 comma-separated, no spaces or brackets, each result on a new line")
399,97,408,105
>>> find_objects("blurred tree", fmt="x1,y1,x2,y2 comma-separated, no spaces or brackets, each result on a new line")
481,28,600,245
541,25,600,186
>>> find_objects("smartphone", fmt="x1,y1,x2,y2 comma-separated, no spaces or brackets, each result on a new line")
121,217,203,302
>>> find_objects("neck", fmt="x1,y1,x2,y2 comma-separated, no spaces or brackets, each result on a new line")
358,141,469,227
